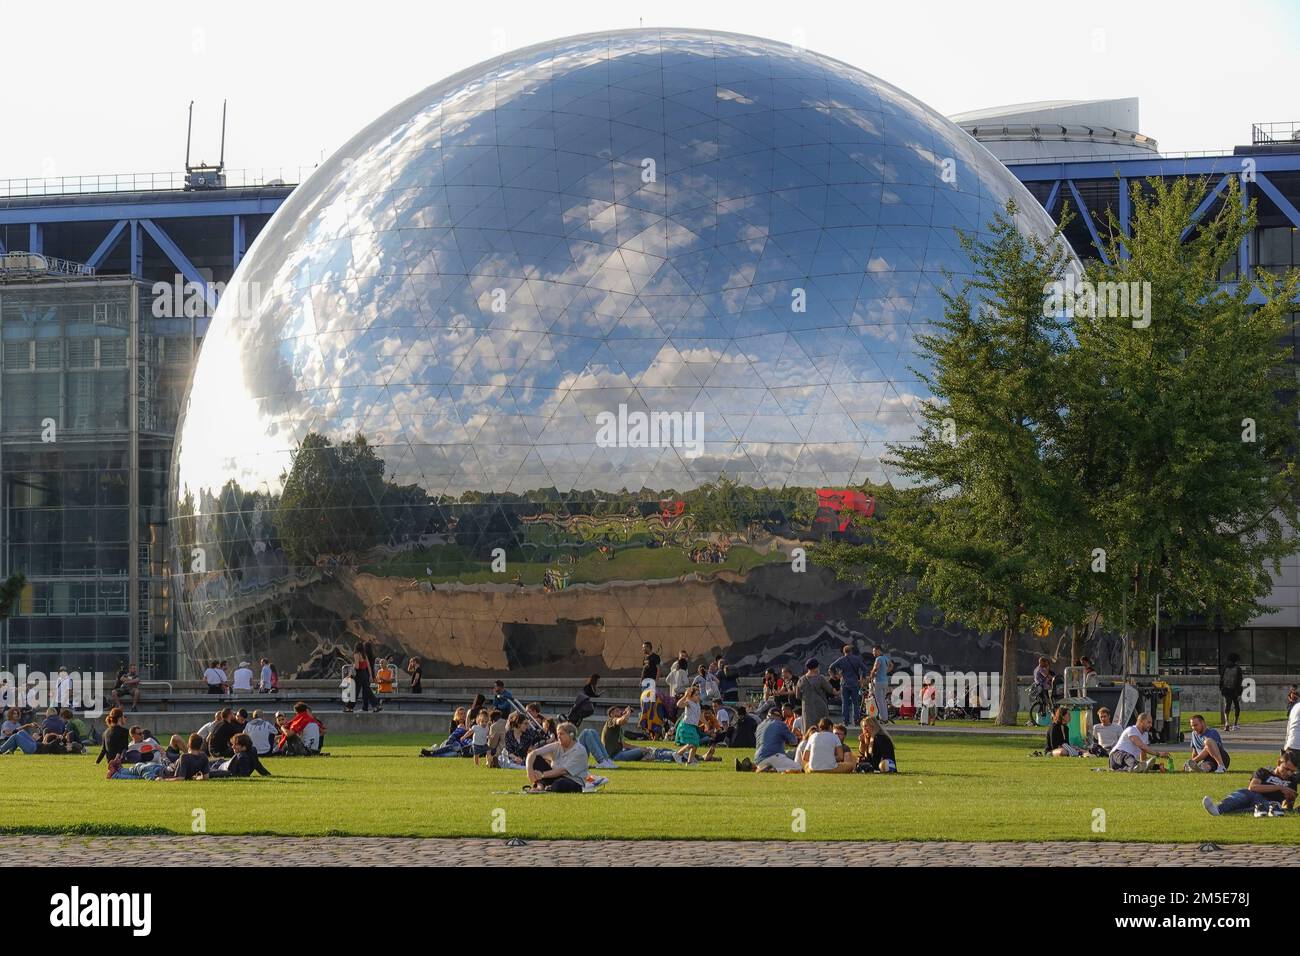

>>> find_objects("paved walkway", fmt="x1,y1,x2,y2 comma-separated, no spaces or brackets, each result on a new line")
8,836,1296,867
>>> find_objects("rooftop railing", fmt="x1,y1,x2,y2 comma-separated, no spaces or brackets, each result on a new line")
0,166,312,198
1253,122,1300,146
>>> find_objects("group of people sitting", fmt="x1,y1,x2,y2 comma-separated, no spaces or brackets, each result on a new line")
88,702,325,781
739,707,897,774
0,706,97,755
1040,707,1231,776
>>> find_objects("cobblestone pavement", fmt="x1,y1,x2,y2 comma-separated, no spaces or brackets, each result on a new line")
5,836,1295,866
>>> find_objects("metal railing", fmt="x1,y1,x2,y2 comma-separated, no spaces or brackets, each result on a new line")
1253,122,1300,146
0,166,312,198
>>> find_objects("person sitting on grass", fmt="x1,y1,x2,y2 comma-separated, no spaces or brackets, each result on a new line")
1186,714,1230,773
207,709,239,758
1108,712,1171,772
95,707,130,765
673,685,704,764
742,706,798,772
209,733,272,778
422,714,470,757
857,716,897,773
566,674,602,726
1089,707,1122,755
486,710,508,766
576,706,642,768
243,711,277,755
1043,706,1083,757
1202,750,1300,816
727,706,758,750
0,707,40,755
498,712,531,769
524,721,590,793
802,718,856,774
167,734,211,781
163,735,186,767
63,709,94,746
196,709,223,743
124,726,162,763
285,702,324,753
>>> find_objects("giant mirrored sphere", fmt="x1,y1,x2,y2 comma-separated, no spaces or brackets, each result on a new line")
170,28,1061,678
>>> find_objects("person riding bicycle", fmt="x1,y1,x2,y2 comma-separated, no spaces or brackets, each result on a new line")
1030,657,1055,725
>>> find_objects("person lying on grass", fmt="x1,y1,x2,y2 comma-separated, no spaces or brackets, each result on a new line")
1202,750,1300,816
1108,712,1171,772
1186,714,1230,773
208,733,272,778
524,721,588,793
857,716,897,773
109,734,205,780
1044,706,1083,757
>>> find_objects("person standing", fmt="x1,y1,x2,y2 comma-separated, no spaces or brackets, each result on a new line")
829,643,867,726
202,660,225,695
258,658,274,694
406,656,423,694
796,658,834,729
232,661,255,694
868,646,893,723
353,642,380,713
640,641,661,683
1219,653,1245,732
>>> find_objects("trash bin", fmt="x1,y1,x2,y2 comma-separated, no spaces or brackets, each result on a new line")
1056,696,1096,748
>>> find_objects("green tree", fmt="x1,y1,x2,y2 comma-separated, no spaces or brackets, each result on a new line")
1068,176,1300,668
274,432,388,565
819,200,1080,724
0,573,26,622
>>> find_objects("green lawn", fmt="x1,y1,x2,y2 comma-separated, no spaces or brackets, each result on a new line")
363,542,780,585
2,733,1296,844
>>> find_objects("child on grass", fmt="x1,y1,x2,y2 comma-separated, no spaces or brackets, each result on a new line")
468,711,491,765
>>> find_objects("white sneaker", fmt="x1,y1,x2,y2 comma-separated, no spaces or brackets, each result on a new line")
1203,796,1219,816
1254,804,1269,817
595,759,617,770
1270,804,1286,817
1214,765,1226,774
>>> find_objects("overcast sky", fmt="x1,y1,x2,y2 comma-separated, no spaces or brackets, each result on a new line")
4,0,1295,182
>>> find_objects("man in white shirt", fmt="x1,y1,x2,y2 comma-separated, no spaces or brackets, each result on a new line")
1091,706,1123,752
232,662,255,693
666,661,690,697
1109,712,1170,771
202,661,225,695
802,718,854,773
525,722,591,793
1284,698,1300,753
242,710,277,754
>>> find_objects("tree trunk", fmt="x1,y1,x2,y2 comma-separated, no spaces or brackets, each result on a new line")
1070,622,1084,667
998,622,1018,725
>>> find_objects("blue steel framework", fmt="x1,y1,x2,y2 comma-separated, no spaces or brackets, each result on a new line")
2,139,1300,677
0,186,292,675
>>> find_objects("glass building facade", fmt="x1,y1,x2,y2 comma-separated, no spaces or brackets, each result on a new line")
0,279,198,675
168,29,1064,678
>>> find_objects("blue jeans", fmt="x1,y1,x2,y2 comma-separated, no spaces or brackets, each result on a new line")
612,746,645,761
112,762,166,780
578,729,610,762
841,683,861,726
1216,788,1278,814
0,731,36,754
